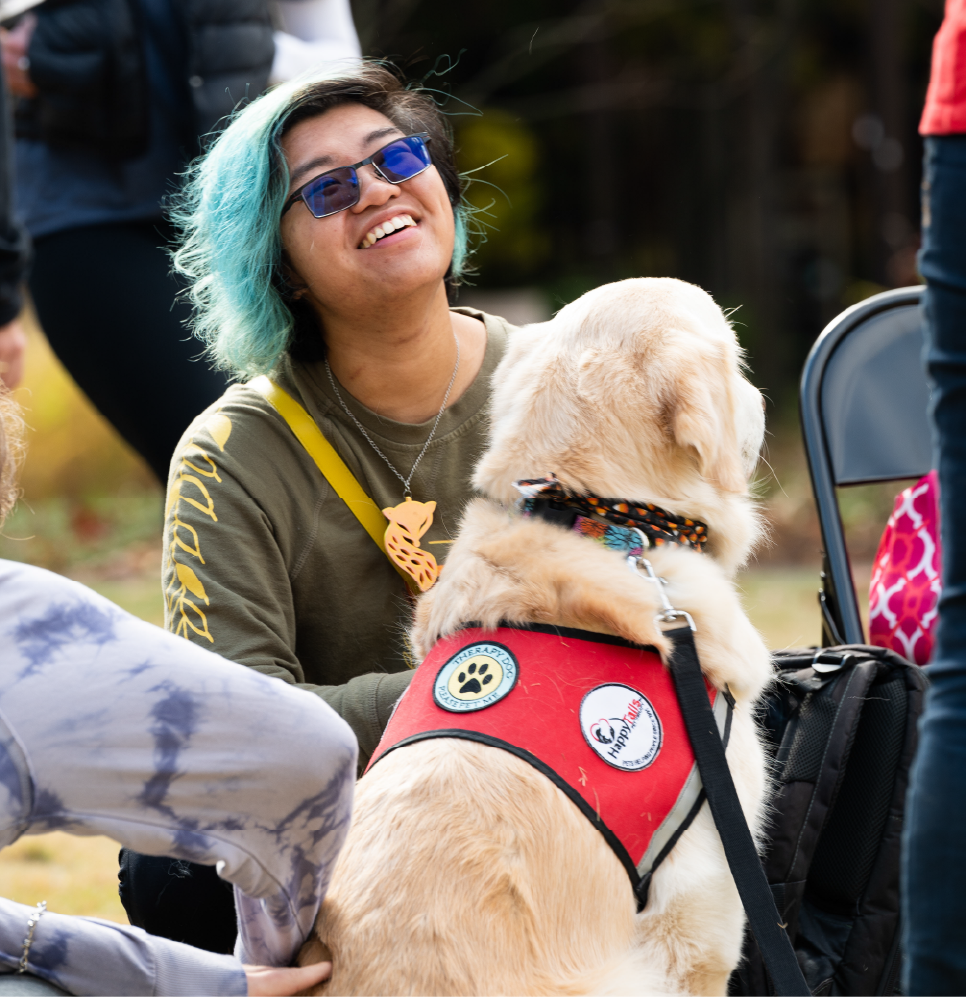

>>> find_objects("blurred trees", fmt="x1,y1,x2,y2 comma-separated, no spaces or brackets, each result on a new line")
457,110,549,280
352,0,943,408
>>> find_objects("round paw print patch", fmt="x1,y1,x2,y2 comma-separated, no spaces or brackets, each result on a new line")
434,641,518,712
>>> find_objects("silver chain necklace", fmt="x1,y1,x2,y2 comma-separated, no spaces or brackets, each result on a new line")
324,329,461,497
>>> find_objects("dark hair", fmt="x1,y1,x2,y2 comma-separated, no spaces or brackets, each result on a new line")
276,65,466,362
172,62,471,377
279,65,462,217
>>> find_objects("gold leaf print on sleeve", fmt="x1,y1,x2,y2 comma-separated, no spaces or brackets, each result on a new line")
171,563,214,641
164,411,232,643
176,562,209,602
206,413,232,451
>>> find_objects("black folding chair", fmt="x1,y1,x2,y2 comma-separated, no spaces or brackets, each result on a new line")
799,286,933,647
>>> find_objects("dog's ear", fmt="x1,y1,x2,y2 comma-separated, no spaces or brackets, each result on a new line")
669,343,748,494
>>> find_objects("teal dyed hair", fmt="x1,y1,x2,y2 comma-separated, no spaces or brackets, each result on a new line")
171,63,472,379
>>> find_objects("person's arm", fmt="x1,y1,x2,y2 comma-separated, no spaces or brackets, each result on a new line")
1,558,358,975
269,0,361,84
305,670,413,770
0,898,247,996
163,397,411,770
0,899,333,996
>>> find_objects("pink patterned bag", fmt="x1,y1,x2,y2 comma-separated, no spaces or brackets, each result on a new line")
868,470,941,665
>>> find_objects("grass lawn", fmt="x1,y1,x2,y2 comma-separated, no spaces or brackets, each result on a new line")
84,575,165,627
0,834,128,924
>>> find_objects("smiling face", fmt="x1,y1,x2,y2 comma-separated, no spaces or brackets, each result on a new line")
279,103,457,324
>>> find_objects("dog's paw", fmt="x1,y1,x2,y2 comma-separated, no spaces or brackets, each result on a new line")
294,936,331,996
455,659,496,695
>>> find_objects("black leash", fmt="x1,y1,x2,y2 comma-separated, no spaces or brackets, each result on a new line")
665,625,810,997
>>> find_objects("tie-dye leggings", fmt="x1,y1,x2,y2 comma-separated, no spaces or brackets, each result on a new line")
0,559,357,995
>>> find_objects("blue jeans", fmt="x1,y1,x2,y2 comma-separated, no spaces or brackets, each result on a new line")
904,134,966,995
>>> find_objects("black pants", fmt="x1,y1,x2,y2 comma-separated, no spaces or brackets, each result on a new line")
118,848,238,953
29,220,228,483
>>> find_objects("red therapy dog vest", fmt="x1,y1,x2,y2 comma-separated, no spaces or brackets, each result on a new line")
368,622,732,904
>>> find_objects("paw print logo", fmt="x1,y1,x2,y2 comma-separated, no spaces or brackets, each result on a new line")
434,641,518,712
447,653,504,701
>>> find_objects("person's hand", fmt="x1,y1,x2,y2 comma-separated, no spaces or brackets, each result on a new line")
0,318,26,389
243,960,332,996
0,14,38,99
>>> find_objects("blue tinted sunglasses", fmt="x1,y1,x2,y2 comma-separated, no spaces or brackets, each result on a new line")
281,132,433,219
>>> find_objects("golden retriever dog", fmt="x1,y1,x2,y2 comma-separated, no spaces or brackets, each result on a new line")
300,277,773,995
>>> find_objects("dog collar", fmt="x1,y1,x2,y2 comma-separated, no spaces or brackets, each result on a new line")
513,476,709,555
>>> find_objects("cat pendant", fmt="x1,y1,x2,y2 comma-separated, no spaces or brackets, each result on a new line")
383,497,441,592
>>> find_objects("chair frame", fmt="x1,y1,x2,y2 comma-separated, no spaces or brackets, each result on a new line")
799,285,926,648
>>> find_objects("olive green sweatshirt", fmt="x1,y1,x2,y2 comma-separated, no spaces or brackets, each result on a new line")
162,309,511,771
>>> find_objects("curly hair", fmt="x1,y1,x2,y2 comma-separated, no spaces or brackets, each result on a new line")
0,386,23,525
171,62,471,379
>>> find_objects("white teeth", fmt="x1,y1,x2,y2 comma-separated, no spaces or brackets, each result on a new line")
360,214,416,248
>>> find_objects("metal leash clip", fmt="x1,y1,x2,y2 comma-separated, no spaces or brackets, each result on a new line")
627,530,696,632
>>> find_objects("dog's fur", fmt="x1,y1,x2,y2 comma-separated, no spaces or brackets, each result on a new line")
301,278,773,995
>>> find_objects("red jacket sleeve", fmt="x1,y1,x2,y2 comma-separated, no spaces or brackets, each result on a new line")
921,0,966,135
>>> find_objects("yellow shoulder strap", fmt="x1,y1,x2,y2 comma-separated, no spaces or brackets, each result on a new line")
248,375,391,556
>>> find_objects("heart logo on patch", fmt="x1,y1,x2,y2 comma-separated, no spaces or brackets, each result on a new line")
579,683,662,771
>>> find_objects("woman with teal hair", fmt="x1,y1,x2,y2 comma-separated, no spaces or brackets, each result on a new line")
119,62,519,952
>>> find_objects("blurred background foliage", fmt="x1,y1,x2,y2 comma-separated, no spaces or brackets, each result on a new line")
353,0,940,411
458,110,549,281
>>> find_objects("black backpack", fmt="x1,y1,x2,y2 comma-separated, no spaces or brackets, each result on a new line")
729,644,927,996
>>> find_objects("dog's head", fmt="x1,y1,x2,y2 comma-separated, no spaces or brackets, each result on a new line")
473,278,765,570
